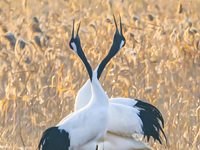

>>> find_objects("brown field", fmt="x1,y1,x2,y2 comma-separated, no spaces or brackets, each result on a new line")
0,0,199,149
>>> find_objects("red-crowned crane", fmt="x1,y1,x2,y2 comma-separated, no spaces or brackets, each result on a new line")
75,15,167,150
38,20,110,150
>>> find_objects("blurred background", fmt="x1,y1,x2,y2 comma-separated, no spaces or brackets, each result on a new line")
0,0,199,149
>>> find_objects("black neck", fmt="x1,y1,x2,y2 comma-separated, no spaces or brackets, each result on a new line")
77,45,93,81
97,44,119,79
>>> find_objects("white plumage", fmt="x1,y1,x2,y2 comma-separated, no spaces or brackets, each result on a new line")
75,79,140,110
108,103,143,137
57,71,109,149
98,132,153,150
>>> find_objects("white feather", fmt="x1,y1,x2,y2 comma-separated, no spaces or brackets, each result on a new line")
108,103,143,137
74,68,148,149
75,70,142,137
75,71,138,111
58,106,108,149
71,42,78,54
98,133,153,150
119,40,125,49
109,97,138,107
57,67,109,149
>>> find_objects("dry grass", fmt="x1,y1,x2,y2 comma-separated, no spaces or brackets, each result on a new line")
0,0,199,149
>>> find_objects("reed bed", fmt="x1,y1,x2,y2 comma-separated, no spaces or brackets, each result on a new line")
0,0,199,149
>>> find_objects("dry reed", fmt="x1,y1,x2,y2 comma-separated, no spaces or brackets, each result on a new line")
0,0,199,149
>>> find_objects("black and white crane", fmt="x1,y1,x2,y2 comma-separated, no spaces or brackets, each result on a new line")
74,15,167,149
38,20,110,150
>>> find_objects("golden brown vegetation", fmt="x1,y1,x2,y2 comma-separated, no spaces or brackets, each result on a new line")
0,0,199,149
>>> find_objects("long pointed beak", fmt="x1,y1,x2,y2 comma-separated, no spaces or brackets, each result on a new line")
76,21,81,37
72,19,75,38
113,14,119,34
119,14,123,35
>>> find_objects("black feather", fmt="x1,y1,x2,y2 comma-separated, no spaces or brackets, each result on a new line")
134,99,167,144
38,126,70,150
135,100,164,127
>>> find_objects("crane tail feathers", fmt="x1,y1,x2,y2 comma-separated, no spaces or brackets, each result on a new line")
135,99,167,144
38,127,70,150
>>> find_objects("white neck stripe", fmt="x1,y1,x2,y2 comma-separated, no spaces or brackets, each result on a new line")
71,42,77,54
